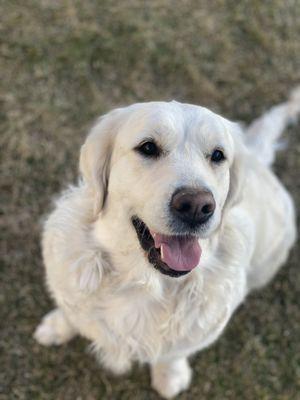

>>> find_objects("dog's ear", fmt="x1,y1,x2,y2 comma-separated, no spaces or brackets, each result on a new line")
79,108,125,216
224,122,248,210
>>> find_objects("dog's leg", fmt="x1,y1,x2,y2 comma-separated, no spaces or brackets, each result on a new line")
151,357,192,399
34,308,77,346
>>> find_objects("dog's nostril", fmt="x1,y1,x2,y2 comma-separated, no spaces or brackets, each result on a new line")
178,202,191,213
202,204,214,214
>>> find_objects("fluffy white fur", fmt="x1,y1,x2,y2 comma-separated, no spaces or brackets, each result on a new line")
34,89,299,398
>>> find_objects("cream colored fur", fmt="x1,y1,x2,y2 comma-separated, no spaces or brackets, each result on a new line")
34,90,299,399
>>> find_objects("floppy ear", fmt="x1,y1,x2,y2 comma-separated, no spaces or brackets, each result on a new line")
224,122,248,210
79,108,125,216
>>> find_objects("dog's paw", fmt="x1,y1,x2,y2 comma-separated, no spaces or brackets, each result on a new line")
34,308,76,346
151,358,192,399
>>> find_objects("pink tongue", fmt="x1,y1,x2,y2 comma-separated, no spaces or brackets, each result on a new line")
152,233,201,271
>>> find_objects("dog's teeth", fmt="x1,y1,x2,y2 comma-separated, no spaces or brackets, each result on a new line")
160,245,164,259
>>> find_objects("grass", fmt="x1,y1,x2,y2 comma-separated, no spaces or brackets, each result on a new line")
1,1,300,399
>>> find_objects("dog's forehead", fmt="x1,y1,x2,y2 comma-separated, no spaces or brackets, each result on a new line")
178,102,230,141
120,102,185,134
118,101,229,144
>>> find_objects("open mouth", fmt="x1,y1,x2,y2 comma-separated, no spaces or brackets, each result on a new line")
132,216,201,278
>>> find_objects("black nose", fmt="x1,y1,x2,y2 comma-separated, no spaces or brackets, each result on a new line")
170,187,216,226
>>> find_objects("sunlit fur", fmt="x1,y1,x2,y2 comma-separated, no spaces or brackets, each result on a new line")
35,90,299,399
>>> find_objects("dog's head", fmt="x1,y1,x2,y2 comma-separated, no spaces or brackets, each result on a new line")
80,102,246,278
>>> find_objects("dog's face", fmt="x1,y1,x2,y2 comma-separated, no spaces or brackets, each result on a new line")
80,102,245,278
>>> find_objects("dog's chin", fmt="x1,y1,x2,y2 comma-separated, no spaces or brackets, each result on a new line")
131,216,202,278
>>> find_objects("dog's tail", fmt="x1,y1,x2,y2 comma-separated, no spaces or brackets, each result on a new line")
245,86,300,166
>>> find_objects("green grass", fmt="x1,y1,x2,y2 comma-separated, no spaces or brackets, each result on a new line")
1,1,300,399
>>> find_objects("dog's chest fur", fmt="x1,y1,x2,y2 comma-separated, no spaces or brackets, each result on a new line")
62,250,246,373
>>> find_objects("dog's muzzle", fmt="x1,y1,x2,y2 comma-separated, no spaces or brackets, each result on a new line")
132,216,202,278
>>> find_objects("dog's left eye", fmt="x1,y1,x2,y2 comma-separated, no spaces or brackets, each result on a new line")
136,141,161,158
211,149,226,163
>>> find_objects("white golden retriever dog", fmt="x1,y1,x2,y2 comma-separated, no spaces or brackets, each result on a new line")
35,89,299,398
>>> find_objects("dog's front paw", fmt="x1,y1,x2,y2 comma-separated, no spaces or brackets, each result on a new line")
151,358,192,399
34,308,76,346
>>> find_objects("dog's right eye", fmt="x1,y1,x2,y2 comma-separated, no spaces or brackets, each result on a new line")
136,141,161,158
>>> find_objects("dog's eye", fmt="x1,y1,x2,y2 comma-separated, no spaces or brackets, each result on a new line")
136,141,161,158
211,149,225,163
